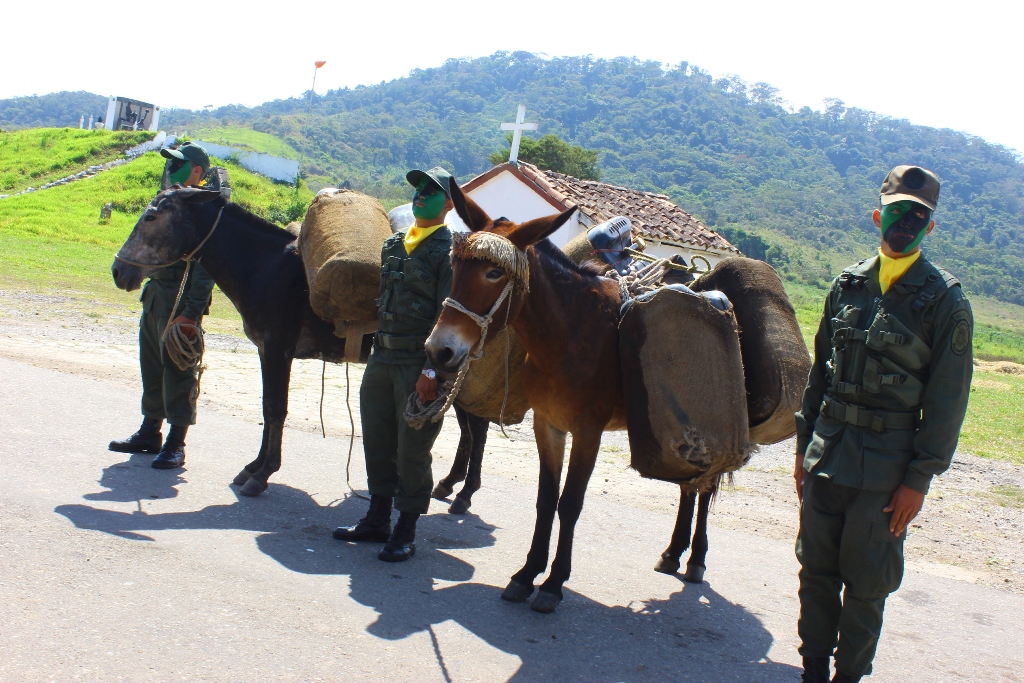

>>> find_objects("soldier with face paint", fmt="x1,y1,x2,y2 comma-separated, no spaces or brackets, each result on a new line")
108,142,220,469
793,166,974,682
333,167,456,563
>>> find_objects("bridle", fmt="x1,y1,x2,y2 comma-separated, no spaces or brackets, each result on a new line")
113,198,225,269
442,231,530,359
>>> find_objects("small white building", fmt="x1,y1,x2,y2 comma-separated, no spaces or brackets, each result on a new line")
455,161,739,267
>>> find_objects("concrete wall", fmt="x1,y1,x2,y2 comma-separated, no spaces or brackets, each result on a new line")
193,140,299,183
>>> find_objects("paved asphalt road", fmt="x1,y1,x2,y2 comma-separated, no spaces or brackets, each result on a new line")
1,357,1021,682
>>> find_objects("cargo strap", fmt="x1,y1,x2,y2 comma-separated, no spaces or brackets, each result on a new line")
821,397,918,432
375,332,425,352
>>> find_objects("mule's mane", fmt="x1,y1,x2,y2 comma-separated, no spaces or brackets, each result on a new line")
222,202,297,241
452,231,531,291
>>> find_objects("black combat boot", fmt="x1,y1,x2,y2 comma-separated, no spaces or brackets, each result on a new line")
333,495,393,542
378,511,419,562
109,418,163,454
151,425,187,469
801,656,830,683
831,672,861,683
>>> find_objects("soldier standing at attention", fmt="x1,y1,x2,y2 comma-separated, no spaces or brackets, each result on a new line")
108,142,218,470
333,167,455,562
794,166,974,682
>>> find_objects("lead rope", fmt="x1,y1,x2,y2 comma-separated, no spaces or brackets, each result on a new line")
402,280,515,430
343,361,368,500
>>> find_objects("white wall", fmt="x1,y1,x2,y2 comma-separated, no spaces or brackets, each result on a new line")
465,170,586,248
642,239,730,272
194,140,299,183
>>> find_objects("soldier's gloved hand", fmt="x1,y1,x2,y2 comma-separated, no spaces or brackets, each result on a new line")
793,453,806,501
170,316,198,339
416,373,438,403
883,485,926,536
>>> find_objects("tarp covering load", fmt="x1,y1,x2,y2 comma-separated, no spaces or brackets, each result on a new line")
619,287,752,489
691,258,811,444
298,189,392,338
454,328,530,424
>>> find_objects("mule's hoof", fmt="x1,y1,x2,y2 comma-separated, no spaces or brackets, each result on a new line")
530,591,562,614
501,580,534,603
654,554,681,574
238,477,268,497
683,563,706,584
431,482,454,500
232,468,253,486
448,495,471,515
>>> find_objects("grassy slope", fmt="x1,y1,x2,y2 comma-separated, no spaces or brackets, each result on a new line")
0,128,154,193
186,126,300,159
0,150,313,331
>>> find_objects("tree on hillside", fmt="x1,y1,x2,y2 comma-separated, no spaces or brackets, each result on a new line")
489,133,602,180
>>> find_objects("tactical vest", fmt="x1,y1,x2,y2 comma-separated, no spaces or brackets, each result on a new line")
822,257,959,431
373,228,452,363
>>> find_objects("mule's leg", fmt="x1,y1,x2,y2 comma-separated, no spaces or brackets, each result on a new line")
531,427,601,614
239,347,293,497
232,426,269,486
433,404,473,500
683,486,716,583
654,486,697,574
502,415,566,603
450,411,489,514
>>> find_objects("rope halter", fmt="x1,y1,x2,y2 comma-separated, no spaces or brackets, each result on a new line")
444,231,530,359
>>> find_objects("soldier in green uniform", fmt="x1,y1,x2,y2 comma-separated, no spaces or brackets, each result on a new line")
794,166,974,682
333,167,455,562
108,142,219,470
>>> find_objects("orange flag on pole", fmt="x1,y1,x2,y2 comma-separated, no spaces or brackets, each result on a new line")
315,61,326,68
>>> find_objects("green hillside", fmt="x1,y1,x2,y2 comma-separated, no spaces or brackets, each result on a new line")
0,128,154,193
187,126,300,160
0,91,108,129
0,149,312,297
151,52,1024,308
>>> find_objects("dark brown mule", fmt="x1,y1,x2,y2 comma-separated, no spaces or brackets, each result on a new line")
426,186,713,613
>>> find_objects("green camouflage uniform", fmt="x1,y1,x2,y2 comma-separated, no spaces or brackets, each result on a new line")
138,262,215,426
794,253,973,676
137,165,227,425
361,227,453,514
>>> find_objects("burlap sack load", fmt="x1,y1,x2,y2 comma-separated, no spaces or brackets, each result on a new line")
454,329,530,424
619,287,753,490
297,189,391,358
691,258,811,444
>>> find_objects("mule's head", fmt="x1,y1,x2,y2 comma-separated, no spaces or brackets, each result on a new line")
111,186,224,291
425,182,576,374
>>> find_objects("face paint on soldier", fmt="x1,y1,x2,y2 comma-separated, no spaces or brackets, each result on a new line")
876,200,933,255
168,159,194,186
412,180,446,221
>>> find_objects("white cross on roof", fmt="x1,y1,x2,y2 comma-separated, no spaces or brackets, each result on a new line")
500,104,539,164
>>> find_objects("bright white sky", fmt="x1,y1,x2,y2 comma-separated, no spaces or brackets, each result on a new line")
4,0,1021,154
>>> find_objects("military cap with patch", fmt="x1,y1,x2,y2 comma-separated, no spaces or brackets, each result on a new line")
161,142,211,173
880,165,940,211
406,166,454,198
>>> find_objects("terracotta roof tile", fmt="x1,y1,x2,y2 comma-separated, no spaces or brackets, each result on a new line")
517,163,737,253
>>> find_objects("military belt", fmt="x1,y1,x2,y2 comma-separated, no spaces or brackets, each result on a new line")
821,397,918,433
375,332,425,352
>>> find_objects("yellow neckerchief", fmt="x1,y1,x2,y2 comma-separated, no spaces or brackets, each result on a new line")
404,223,445,254
877,248,921,294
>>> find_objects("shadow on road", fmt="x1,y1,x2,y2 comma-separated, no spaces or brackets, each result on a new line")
56,482,800,682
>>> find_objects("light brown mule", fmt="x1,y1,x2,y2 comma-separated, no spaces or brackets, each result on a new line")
427,186,714,614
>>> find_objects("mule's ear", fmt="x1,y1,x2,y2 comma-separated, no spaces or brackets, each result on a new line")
449,181,491,232
508,206,577,250
181,187,223,203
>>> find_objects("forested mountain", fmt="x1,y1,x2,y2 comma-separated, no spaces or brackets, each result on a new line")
0,92,108,129
5,53,1023,304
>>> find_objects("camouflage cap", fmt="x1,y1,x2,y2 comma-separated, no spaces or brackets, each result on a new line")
161,142,211,173
880,165,940,211
406,166,454,198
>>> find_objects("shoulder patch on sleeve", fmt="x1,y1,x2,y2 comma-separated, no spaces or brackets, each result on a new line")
950,309,972,356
